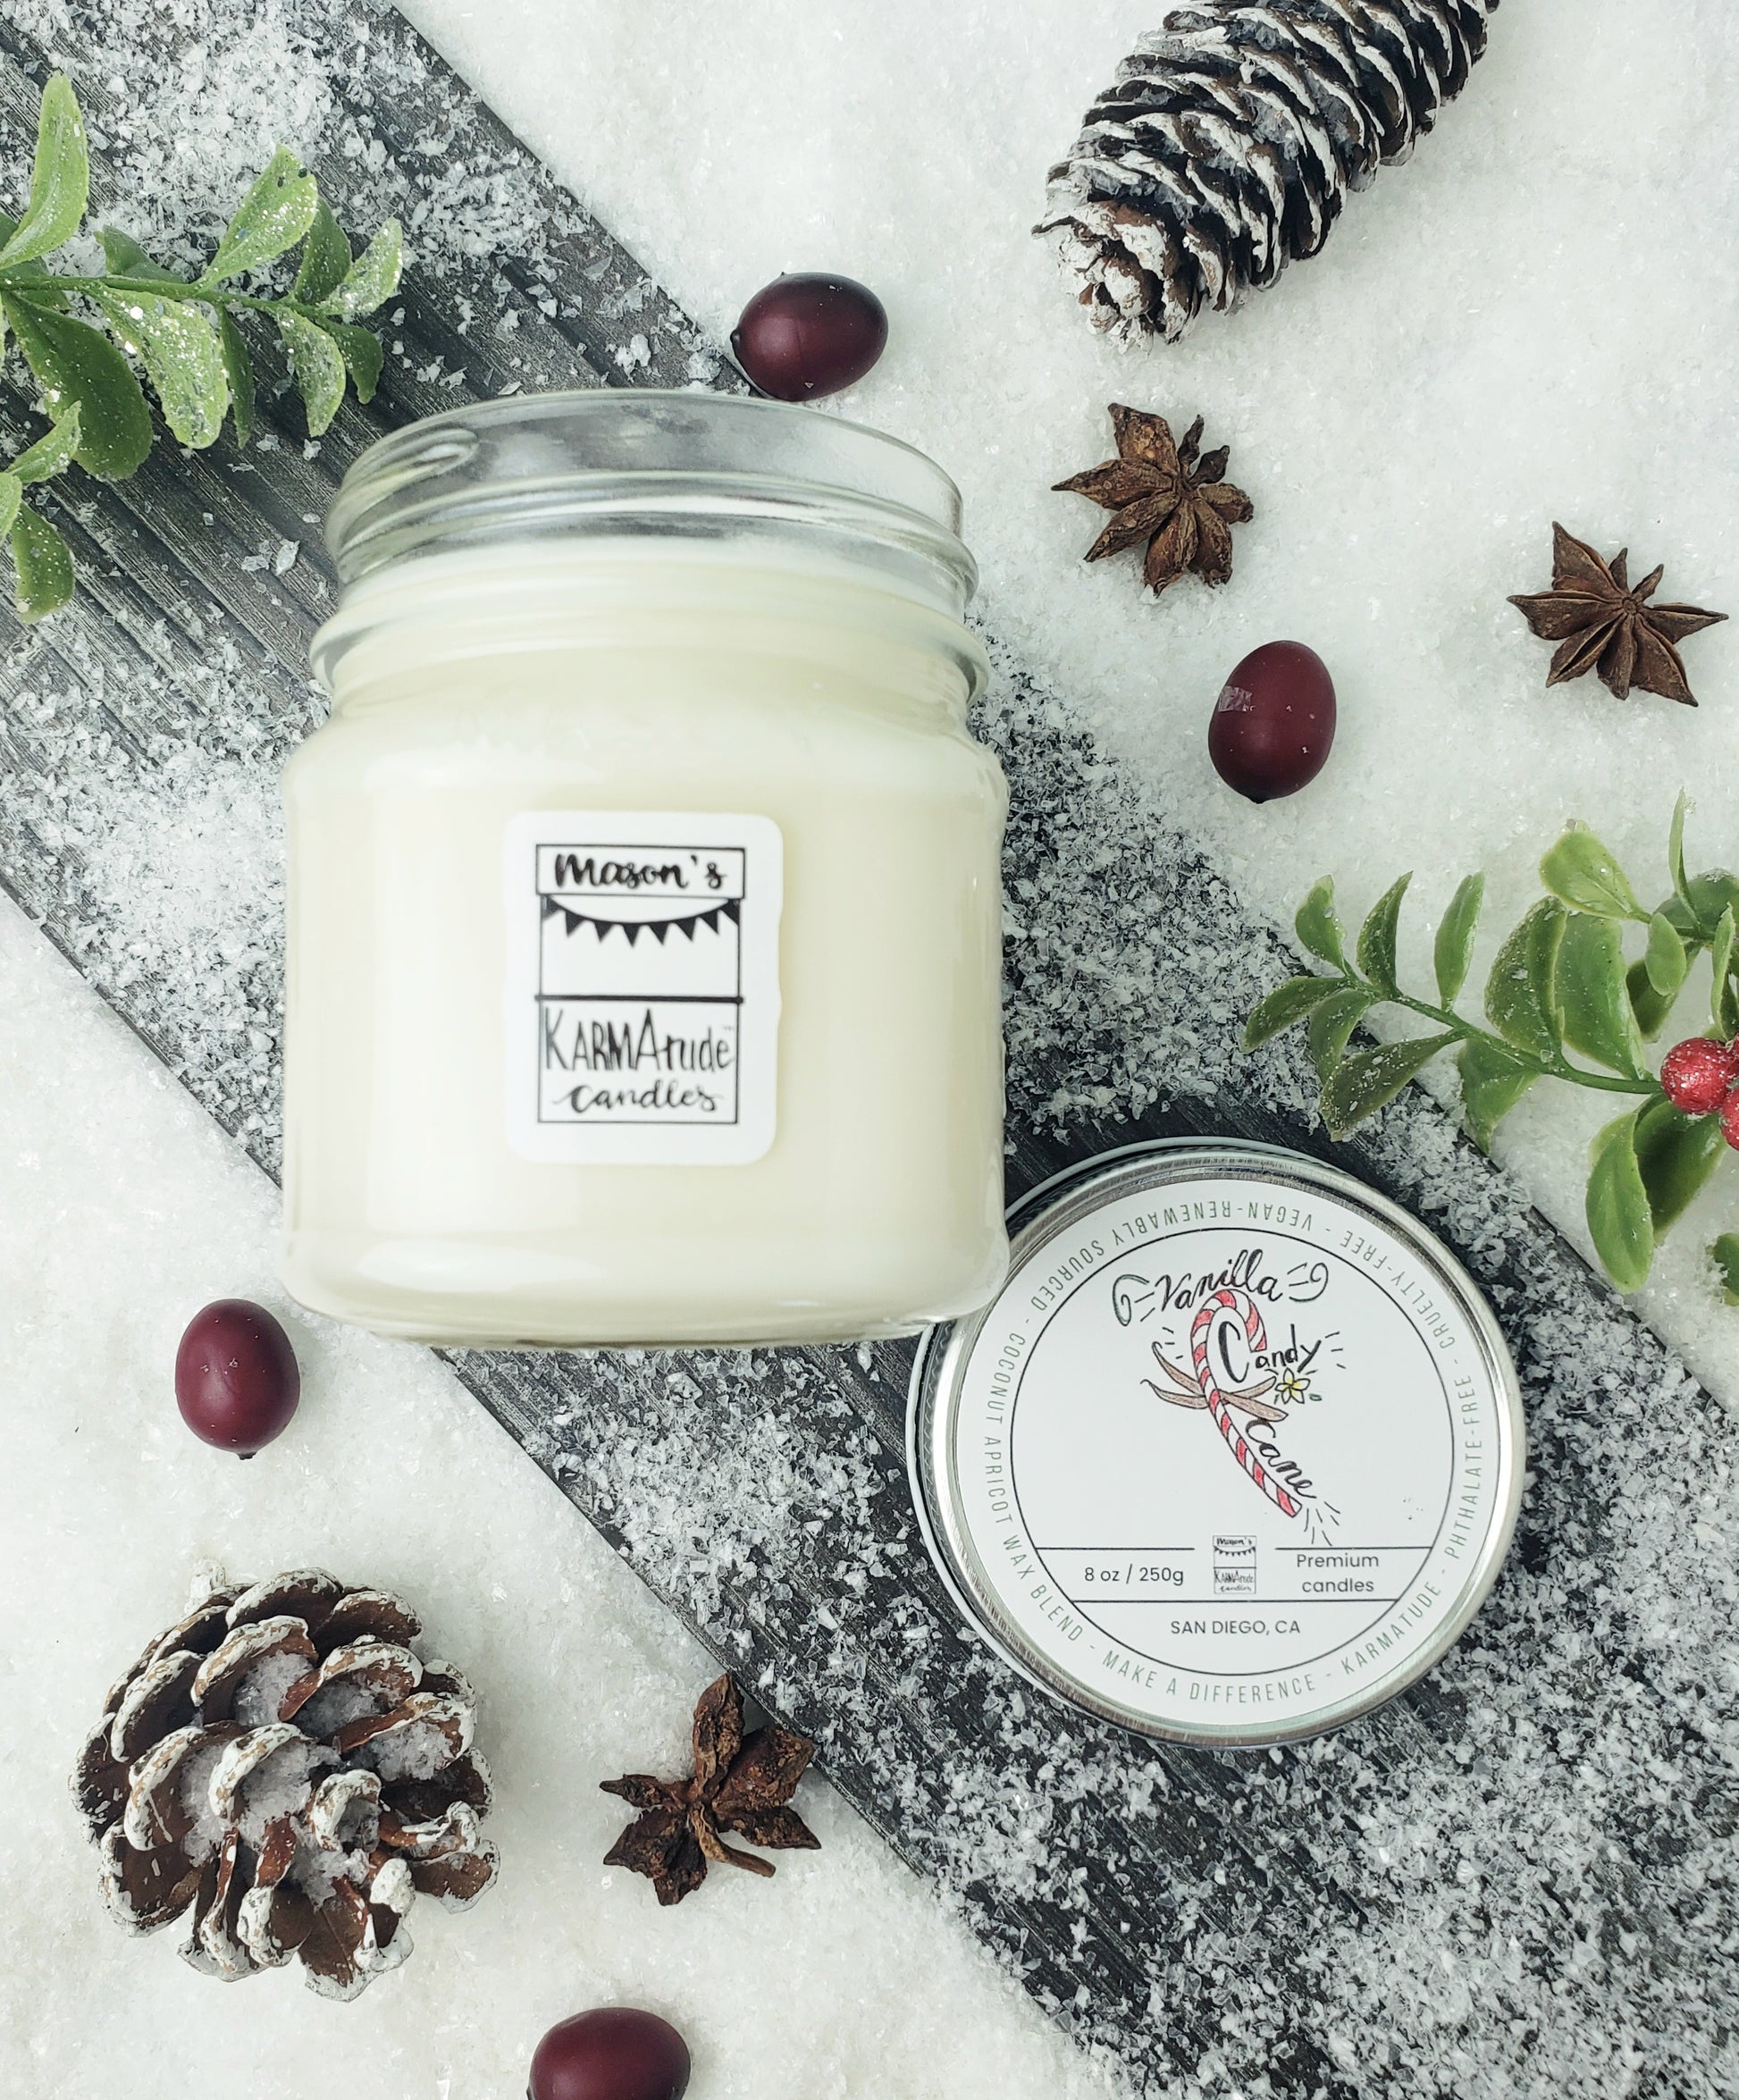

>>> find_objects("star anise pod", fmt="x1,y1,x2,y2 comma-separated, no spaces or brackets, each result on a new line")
601,1674,819,1906
1509,523,1726,706
1054,403,1253,596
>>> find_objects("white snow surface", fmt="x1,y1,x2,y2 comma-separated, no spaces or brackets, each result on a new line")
0,903,1119,2100
2,3,1738,2096
391,0,1739,1402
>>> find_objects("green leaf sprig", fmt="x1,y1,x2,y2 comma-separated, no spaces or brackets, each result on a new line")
0,75,402,620
1243,795,1739,1300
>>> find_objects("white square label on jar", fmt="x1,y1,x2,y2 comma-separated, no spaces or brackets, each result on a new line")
502,811,784,1165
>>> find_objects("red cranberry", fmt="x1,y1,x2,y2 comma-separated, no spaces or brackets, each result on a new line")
529,2009,690,2100
174,1299,300,1457
1660,1037,1739,1117
730,273,887,400
1722,1088,1739,1153
1208,640,1337,802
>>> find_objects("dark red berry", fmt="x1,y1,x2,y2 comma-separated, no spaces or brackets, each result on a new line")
1208,641,1337,802
1659,1037,1739,1117
528,2009,690,2100
174,1299,300,1457
1722,1088,1739,1152
730,273,887,400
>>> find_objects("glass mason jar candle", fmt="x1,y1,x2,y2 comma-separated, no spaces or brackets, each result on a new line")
284,391,1008,1348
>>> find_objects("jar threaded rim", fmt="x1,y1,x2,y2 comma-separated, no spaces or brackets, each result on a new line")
325,390,979,617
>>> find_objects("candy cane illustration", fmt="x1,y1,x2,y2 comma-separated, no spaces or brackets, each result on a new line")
1189,1288,1302,1520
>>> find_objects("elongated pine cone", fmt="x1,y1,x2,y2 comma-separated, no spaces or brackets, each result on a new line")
1038,1,1499,342
73,1570,499,2001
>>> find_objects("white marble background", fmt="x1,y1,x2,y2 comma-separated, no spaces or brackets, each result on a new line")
4,4,1736,2096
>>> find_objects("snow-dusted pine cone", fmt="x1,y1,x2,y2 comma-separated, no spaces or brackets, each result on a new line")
1038,1,1500,342
73,1570,499,2001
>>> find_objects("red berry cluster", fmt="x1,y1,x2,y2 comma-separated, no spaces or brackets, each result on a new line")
1659,1037,1739,1147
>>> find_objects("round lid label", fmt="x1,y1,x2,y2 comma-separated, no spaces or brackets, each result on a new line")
937,1158,1521,1742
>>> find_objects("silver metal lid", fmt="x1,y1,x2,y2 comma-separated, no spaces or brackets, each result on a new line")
909,1140,1525,1747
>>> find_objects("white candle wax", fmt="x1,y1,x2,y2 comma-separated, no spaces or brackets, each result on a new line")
286,407,1008,1348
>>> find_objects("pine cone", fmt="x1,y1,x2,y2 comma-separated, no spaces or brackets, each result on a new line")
1038,1,1499,342
73,1570,499,2001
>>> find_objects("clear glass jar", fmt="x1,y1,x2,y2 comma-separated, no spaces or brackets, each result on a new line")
284,391,1008,1347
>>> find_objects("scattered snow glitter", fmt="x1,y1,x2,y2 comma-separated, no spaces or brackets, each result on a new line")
293,1677,383,1742
407,0,1739,1403
362,1720,454,1785
2,893,1116,2100
176,1739,233,1866
233,1739,335,1850
1,0,1735,2093
230,1651,312,1730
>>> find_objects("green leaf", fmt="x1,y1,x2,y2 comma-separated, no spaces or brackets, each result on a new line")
91,289,228,449
1685,870,1739,943
317,216,402,320
1306,986,1374,1082
1659,894,1701,939
1643,911,1688,1001
1320,1032,1454,1139
1714,1232,1739,1306
1585,1110,1655,1293
9,503,74,621
1484,898,1566,1062
1668,792,1691,912
1627,960,1676,1043
0,211,59,300
1294,878,1346,969
1,293,152,478
317,318,382,404
1539,825,1646,920
1633,898,1702,1037
1556,912,1647,1078
0,474,21,540
204,147,318,281
0,75,88,266
1433,873,1484,1007
1242,975,1342,1051
1458,1036,1538,1152
1355,874,1412,998
9,401,80,484
97,226,181,282
316,219,403,325
293,196,351,303
277,309,346,435
1631,1096,1726,1234
216,310,255,448
1710,906,1738,1037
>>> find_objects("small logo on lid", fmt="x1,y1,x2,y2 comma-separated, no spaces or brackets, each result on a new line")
1213,1535,1257,1597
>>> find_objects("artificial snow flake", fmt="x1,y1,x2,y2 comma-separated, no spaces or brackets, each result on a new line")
1054,404,1253,596
1508,523,1726,705
601,1674,819,1905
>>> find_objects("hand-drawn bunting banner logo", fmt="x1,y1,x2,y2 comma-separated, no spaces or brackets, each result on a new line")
540,892,743,944
506,817,784,1165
